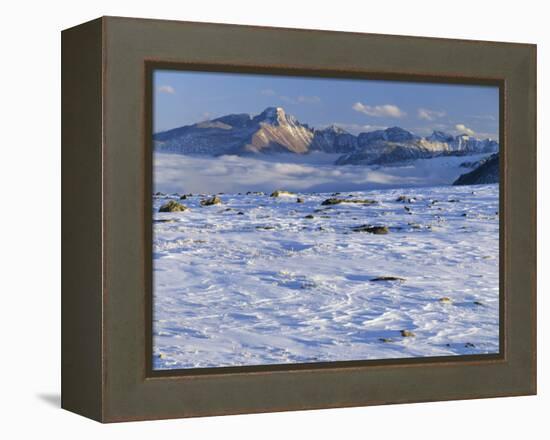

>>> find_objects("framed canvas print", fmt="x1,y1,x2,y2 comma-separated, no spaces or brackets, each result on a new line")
62,16,536,422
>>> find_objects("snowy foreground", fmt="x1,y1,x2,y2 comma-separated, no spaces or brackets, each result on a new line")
153,184,499,370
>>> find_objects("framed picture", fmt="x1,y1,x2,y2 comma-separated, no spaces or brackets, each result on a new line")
62,16,536,422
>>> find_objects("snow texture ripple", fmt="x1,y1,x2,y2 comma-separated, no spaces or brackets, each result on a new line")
152,184,499,370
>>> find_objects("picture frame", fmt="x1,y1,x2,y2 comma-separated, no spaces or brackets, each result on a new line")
61,16,536,422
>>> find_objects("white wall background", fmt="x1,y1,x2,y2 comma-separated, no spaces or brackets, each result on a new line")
1,0,546,437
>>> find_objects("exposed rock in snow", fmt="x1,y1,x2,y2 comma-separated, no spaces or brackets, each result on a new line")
158,200,188,212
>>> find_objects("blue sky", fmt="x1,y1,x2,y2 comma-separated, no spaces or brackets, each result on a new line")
153,69,499,140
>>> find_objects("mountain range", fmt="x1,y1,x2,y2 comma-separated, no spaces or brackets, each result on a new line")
154,106,499,166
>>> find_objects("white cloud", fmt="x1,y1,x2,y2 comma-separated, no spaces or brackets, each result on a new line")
455,123,475,136
297,95,321,104
260,88,276,96
470,114,497,121
260,89,320,105
279,95,321,105
279,95,295,104
157,85,175,94
352,102,406,118
417,108,446,121
199,112,213,121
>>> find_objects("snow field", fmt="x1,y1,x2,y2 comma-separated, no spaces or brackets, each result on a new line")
153,184,499,369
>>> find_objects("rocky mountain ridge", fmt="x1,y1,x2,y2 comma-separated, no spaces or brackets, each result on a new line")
154,106,499,165
453,153,499,185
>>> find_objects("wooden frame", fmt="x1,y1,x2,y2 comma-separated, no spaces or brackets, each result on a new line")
62,16,536,422
144,62,507,377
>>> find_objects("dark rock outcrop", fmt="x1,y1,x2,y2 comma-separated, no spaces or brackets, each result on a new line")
321,198,377,206
370,276,405,282
200,195,222,206
352,225,389,234
270,190,295,197
453,153,499,185
158,200,188,212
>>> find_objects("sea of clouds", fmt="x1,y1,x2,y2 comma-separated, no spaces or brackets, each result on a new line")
153,151,488,194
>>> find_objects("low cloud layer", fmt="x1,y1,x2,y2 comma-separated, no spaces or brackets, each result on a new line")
153,152,476,194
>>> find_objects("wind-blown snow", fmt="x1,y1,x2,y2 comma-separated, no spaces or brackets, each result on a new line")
153,183,499,370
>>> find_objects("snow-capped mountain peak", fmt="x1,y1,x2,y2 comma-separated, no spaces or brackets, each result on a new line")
383,126,417,142
253,106,298,127
427,130,455,143
212,113,252,128
153,106,499,162
320,124,348,134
